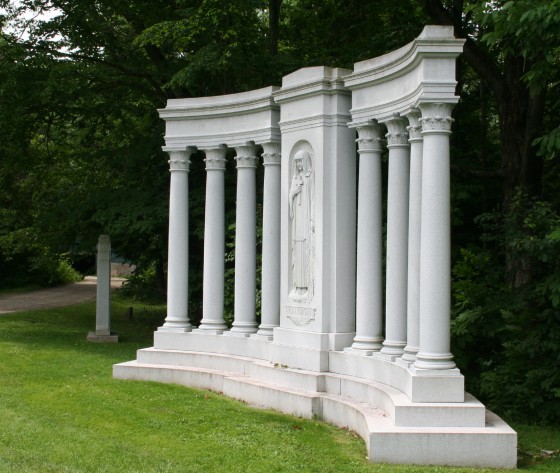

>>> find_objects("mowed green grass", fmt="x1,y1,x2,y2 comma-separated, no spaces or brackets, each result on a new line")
0,296,558,473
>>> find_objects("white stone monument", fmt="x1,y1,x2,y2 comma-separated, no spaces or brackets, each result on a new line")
88,235,118,343
270,66,357,370
114,26,517,468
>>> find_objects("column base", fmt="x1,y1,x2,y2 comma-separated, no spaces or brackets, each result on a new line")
379,340,406,361
158,324,193,333
401,345,419,363
413,351,456,371
197,319,228,333
254,324,278,340
410,364,462,376
350,336,383,352
229,322,258,336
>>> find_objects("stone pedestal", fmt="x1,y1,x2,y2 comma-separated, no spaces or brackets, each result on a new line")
88,234,118,343
272,67,357,361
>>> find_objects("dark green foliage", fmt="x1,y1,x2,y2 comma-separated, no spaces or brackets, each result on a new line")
118,264,167,304
0,226,82,287
279,0,427,68
452,191,560,424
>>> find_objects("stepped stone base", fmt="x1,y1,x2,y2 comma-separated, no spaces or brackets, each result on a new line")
113,333,516,468
87,331,119,343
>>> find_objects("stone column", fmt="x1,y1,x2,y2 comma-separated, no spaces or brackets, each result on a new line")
159,149,193,333
198,147,228,333
255,142,282,339
229,144,259,336
88,234,118,342
380,115,410,359
402,110,423,363
350,123,384,352
414,102,456,370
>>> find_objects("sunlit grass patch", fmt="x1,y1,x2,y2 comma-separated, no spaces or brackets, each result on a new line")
0,295,557,472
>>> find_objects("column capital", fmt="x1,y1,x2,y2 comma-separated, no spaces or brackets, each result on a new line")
235,144,258,169
204,147,227,171
418,103,455,134
356,123,384,153
261,142,281,166
167,148,195,172
405,108,423,142
384,115,410,148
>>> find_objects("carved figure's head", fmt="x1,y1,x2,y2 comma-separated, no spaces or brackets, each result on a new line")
293,150,311,174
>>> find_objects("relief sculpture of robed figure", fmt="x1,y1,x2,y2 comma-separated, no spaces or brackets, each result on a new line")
289,149,315,302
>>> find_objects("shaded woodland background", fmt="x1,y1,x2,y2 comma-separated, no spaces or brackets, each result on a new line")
1,0,559,425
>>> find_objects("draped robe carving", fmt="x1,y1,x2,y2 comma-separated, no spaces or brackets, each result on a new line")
289,149,315,302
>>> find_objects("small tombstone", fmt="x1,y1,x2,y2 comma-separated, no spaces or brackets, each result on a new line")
87,235,119,343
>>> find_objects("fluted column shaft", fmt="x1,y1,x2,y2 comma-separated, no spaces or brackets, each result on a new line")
351,123,384,352
160,149,194,332
402,110,423,362
381,116,410,358
230,144,259,335
414,103,456,370
256,142,282,339
198,147,228,332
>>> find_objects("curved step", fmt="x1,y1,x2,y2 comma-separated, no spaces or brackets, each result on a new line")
113,358,515,468
133,348,486,427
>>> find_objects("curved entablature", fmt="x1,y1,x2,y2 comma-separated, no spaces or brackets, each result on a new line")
159,85,281,150
273,66,351,105
273,67,352,133
344,25,465,126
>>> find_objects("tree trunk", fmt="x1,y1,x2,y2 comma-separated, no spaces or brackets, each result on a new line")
268,0,282,55
498,57,545,210
498,59,546,288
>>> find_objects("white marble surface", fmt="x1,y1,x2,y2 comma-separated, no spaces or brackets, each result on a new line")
123,25,517,468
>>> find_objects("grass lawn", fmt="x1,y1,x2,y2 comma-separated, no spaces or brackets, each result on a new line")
0,295,558,472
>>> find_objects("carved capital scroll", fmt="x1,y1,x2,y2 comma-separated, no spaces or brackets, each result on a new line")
418,103,455,134
204,147,227,171
405,108,422,142
356,122,384,153
167,148,194,172
384,115,410,147
261,142,281,166
235,144,258,169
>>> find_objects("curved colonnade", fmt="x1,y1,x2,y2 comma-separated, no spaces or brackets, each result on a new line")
114,26,516,468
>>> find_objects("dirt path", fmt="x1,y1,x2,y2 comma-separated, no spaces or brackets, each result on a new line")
0,276,125,315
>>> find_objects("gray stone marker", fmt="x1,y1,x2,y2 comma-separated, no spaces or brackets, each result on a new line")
87,235,118,343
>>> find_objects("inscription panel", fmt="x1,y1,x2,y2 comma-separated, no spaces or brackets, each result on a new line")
285,305,316,326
